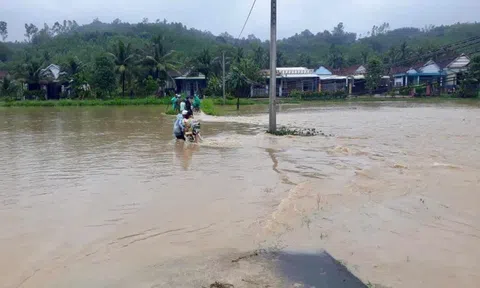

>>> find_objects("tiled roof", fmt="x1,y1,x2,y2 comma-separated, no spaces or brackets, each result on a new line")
333,65,362,76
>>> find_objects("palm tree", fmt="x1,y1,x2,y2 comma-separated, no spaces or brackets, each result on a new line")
233,47,244,64
399,41,409,61
108,40,135,97
253,46,267,69
142,36,179,90
387,46,399,66
195,48,216,84
63,56,84,76
21,58,44,90
361,50,369,65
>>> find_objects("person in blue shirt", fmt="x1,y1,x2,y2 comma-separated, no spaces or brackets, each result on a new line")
173,110,187,140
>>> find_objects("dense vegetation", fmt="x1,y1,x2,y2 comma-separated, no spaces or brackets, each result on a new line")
0,19,479,100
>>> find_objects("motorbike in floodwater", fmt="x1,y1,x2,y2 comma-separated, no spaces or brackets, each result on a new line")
185,120,202,143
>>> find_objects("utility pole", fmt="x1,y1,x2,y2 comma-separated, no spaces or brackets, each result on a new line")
222,51,226,105
269,0,277,132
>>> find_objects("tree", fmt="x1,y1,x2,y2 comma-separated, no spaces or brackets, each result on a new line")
108,40,135,97
233,47,244,64
361,50,369,65
227,58,262,97
62,56,84,76
92,54,116,97
332,22,345,36
0,42,12,62
297,53,312,68
142,36,179,90
194,48,216,84
457,55,480,98
327,44,345,69
24,23,39,42
252,46,267,69
276,51,288,67
61,56,87,98
0,21,7,41
386,46,399,65
52,22,62,36
143,75,159,95
366,57,383,94
468,55,480,82
0,75,18,99
399,41,409,61
21,58,44,88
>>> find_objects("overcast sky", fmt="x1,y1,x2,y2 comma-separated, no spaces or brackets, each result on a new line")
1,0,480,42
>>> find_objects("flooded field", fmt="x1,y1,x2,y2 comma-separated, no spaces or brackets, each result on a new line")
1,101,479,288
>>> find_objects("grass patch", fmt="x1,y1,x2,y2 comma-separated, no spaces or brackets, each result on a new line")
211,97,258,106
164,107,178,115
209,97,303,105
0,97,171,107
201,99,221,116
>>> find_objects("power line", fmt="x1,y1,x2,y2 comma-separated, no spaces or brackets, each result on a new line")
388,36,480,68
238,0,257,39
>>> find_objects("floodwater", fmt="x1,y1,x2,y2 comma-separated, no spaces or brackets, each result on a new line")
0,101,479,288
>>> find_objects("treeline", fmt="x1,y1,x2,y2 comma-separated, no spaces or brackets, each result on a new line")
0,18,480,99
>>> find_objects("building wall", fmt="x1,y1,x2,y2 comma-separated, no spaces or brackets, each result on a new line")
449,55,470,69
394,77,404,87
253,77,319,97
420,63,441,73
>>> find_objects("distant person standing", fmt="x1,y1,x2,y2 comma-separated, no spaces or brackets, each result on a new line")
180,98,186,112
185,96,194,115
193,94,201,112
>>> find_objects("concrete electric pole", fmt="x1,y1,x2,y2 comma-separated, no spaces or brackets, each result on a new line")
269,0,277,132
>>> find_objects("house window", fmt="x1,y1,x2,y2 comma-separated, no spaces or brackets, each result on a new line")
302,80,314,92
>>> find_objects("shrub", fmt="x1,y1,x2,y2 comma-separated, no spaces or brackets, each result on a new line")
201,98,220,116
289,90,347,100
211,97,256,105
399,86,411,95
415,85,426,96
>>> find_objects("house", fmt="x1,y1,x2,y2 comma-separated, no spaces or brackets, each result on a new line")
337,65,367,94
255,67,319,97
315,66,347,92
174,72,207,97
26,64,69,100
392,54,471,95
439,54,471,89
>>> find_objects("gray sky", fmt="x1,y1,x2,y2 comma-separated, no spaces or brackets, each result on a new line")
2,0,480,42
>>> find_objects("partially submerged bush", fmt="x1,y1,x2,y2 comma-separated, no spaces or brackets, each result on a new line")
268,126,331,137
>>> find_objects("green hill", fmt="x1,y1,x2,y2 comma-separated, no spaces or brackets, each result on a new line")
1,19,479,98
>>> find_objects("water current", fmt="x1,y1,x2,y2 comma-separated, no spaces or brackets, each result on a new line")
0,102,479,287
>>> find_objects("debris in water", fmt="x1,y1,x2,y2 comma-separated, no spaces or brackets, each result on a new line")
393,164,408,169
231,249,267,263
432,162,461,169
209,282,234,288
267,127,330,137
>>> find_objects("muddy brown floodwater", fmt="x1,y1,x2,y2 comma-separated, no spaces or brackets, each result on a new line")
1,102,479,288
